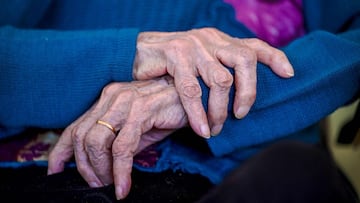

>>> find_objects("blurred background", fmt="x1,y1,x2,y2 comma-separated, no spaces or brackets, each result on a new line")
324,98,360,199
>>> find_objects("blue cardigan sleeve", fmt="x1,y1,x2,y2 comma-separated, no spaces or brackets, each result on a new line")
0,0,248,139
0,0,242,139
0,26,139,137
206,29,360,156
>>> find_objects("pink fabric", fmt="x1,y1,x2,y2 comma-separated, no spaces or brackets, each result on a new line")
0,129,160,168
224,0,305,47
0,130,59,162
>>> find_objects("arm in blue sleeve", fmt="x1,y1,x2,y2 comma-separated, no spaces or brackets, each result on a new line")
204,30,360,156
0,26,139,137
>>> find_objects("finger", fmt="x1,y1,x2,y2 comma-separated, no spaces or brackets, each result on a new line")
48,109,92,175
48,107,105,188
71,101,110,188
74,83,128,187
72,116,104,188
242,38,295,77
47,125,75,175
217,46,257,119
85,102,128,186
198,61,233,135
112,123,142,200
85,122,117,186
172,61,210,138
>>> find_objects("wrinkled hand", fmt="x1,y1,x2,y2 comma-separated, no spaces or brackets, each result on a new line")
47,76,188,200
133,27,294,138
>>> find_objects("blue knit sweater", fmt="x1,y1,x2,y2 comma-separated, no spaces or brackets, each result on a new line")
0,0,359,183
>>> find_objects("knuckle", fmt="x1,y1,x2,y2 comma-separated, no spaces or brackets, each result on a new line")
111,89,135,107
197,27,222,40
195,27,217,37
236,47,257,67
215,48,231,62
204,27,218,33
237,47,256,61
84,136,104,153
85,143,112,170
85,144,108,163
213,69,233,88
179,81,202,98
132,66,141,80
101,82,120,96
112,140,135,160
198,27,216,33
70,127,84,145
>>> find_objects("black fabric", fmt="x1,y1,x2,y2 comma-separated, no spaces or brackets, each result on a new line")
197,140,359,203
0,140,358,202
0,167,213,203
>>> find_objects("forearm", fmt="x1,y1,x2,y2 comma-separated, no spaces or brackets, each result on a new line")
0,26,139,137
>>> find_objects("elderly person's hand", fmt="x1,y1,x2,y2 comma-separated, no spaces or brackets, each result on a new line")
47,76,188,200
133,27,294,138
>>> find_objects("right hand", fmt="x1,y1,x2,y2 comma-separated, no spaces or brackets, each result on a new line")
48,76,188,200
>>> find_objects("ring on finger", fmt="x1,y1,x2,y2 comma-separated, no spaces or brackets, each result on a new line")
96,120,117,134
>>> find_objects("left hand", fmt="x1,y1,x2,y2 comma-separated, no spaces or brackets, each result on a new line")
47,76,188,200
133,27,294,138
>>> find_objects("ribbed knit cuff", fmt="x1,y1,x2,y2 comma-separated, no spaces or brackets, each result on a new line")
110,28,139,82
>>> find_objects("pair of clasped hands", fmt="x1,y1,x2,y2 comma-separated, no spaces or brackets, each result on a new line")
47,28,294,200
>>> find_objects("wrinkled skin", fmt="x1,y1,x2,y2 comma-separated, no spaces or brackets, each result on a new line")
48,28,295,200
48,76,187,199
133,28,294,137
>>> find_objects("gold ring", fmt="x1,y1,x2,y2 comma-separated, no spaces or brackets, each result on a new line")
96,120,116,134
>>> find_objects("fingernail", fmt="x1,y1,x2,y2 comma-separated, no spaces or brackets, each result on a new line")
285,64,294,77
286,70,294,77
116,186,125,200
89,182,101,188
200,124,211,139
211,124,223,136
235,107,250,119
